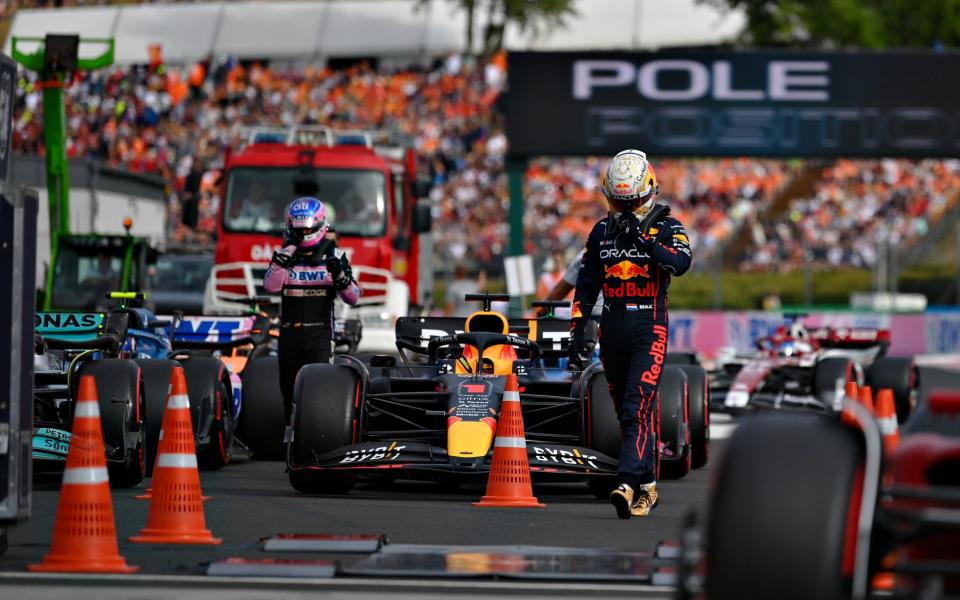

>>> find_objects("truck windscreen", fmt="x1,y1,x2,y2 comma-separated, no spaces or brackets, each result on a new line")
224,167,387,237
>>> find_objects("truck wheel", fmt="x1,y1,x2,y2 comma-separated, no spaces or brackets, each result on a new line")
180,356,232,470
676,365,709,469
866,357,915,424
134,359,178,476
659,366,691,480
706,414,866,600
288,364,359,495
78,359,146,488
238,356,286,460
813,357,855,409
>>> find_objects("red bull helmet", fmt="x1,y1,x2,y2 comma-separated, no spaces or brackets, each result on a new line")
600,149,659,216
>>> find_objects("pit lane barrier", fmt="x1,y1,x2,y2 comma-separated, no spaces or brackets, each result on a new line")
130,366,221,545
28,375,138,573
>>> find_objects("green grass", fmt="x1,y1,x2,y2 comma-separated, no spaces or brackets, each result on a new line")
671,265,958,309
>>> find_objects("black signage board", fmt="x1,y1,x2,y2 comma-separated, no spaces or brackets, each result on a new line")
506,51,960,158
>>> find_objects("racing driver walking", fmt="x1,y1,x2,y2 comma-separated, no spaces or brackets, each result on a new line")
569,149,692,519
264,197,361,420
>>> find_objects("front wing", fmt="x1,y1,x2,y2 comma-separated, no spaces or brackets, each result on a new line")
288,441,619,479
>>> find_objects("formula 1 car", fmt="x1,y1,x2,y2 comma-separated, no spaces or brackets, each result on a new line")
168,297,363,461
286,294,709,494
33,293,237,487
697,366,960,599
704,318,916,421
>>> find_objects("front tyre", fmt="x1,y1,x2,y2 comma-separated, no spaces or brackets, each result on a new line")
288,363,360,495
706,414,867,600
78,359,146,488
659,366,691,480
180,356,233,470
676,364,709,469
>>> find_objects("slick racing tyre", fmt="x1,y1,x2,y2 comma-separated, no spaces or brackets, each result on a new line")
78,359,146,488
676,364,709,469
586,371,620,499
813,357,856,409
134,358,177,477
288,364,359,495
659,366,691,480
238,356,286,460
180,356,234,471
665,352,698,365
866,357,916,424
706,414,867,600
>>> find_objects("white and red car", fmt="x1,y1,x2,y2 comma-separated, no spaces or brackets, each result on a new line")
710,320,916,420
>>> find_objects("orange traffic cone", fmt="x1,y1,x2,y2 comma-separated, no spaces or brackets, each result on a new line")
875,388,900,454
29,376,138,573
858,385,875,414
136,379,209,502
474,374,544,508
130,366,221,545
841,381,860,425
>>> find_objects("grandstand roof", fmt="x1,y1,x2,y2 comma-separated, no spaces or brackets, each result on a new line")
4,0,745,65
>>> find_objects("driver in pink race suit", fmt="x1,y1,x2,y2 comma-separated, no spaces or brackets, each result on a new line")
264,197,360,419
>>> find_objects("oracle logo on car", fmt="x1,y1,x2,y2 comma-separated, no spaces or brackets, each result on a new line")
573,59,830,102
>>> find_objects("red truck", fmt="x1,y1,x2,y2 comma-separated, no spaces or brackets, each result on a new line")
204,126,433,353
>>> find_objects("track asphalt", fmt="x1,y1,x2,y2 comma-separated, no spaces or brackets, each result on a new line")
1,416,735,597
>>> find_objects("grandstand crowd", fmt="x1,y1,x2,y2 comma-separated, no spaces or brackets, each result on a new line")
11,54,960,275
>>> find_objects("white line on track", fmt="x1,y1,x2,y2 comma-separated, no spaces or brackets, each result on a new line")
709,413,738,440
0,573,673,599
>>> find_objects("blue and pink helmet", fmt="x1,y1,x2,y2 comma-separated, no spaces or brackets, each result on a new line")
284,197,329,249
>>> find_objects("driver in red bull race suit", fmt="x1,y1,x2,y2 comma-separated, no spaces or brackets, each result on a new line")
569,150,692,519
264,197,361,420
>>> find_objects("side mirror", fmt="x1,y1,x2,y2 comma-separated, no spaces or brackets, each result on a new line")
293,175,319,196
413,177,432,199
412,201,432,234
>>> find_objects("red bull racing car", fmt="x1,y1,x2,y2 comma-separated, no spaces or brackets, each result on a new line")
285,295,710,494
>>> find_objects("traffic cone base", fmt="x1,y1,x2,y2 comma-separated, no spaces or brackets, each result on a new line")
30,377,138,573
474,374,544,508
136,487,210,501
475,496,545,508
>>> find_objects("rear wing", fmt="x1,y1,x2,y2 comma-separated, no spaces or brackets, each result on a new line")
810,327,891,351
35,311,124,352
395,316,570,358
159,315,256,350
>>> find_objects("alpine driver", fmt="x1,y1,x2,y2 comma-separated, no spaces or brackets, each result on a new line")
264,197,361,419
569,149,692,519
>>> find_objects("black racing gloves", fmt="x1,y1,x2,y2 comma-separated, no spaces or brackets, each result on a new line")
568,301,592,370
271,248,295,269
326,255,353,290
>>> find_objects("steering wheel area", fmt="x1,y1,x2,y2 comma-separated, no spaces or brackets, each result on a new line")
427,332,540,366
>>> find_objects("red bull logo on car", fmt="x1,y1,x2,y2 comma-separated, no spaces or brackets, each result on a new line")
604,260,649,281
